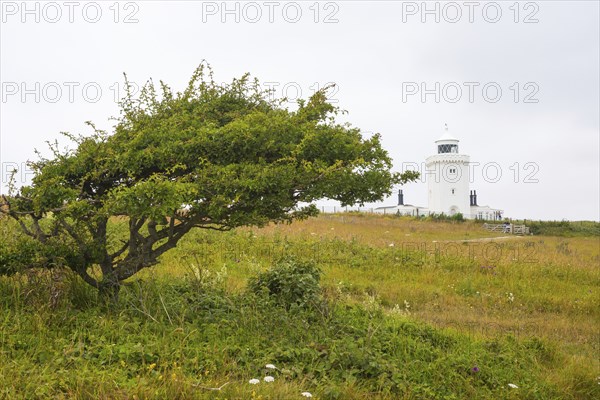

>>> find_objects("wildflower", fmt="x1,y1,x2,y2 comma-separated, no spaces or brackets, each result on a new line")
389,243,395,247
301,392,313,398
148,363,157,371
472,366,479,373
249,378,260,385
264,376,275,382
508,383,518,389
265,364,277,370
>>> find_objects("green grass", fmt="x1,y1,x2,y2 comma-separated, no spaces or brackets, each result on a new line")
512,219,600,237
1,213,599,399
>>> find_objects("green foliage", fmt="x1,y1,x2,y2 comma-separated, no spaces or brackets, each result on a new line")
426,212,465,223
1,274,593,399
0,215,598,399
0,219,80,276
0,234,39,275
520,219,600,237
1,63,417,295
247,257,322,309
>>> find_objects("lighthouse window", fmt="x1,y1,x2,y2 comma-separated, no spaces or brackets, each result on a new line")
451,189,455,195
450,168,456,174
438,144,458,154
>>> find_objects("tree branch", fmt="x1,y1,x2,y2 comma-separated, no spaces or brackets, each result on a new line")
58,219,85,248
73,267,100,288
109,240,130,261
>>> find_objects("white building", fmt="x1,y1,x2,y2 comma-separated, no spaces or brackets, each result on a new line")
425,128,471,217
374,190,429,216
375,125,503,220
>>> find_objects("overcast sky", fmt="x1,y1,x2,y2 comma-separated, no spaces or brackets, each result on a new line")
1,1,599,220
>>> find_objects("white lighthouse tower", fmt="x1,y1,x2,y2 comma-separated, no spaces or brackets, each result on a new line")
375,124,503,219
425,125,471,217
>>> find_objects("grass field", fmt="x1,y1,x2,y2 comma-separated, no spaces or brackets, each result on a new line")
1,214,599,399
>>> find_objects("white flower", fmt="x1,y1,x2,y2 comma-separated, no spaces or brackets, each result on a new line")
508,383,519,389
265,364,277,370
389,243,395,247
301,392,313,398
264,376,275,382
249,378,260,385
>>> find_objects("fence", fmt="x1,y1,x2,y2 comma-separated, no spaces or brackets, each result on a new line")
317,206,504,221
318,206,377,214
483,223,530,235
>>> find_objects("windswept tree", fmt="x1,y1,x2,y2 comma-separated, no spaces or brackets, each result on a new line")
0,64,418,300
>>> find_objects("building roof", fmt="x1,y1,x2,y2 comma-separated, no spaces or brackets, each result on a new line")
471,205,504,212
375,204,422,210
435,130,459,142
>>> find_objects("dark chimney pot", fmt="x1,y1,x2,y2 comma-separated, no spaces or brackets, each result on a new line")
398,190,404,206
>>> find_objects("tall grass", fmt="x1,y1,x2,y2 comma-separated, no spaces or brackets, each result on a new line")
1,213,599,399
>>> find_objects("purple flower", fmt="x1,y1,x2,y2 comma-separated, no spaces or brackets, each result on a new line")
472,366,480,373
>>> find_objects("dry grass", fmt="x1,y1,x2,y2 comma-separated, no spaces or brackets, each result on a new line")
155,213,600,381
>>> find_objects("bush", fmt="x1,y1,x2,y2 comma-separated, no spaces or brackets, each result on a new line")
426,212,465,223
0,232,80,276
450,212,464,222
522,220,600,237
247,257,322,309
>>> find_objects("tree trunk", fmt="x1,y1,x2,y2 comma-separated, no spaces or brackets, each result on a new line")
99,273,121,304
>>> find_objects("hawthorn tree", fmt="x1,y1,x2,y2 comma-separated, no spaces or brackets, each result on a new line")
0,64,418,301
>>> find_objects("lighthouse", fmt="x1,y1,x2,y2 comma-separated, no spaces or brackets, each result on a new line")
375,124,503,220
425,124,471,217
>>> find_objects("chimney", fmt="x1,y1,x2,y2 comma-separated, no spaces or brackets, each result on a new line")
473,190,478,206
398,189,404,206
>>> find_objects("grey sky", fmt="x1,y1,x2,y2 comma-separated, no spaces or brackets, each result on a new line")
1,1,598,220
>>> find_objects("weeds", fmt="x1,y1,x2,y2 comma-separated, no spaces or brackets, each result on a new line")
0,214,599,399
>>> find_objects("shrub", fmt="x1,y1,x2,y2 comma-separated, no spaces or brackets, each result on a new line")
247,257,322,309
522,220,600,237
426,212,465,223
450,212,464,222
